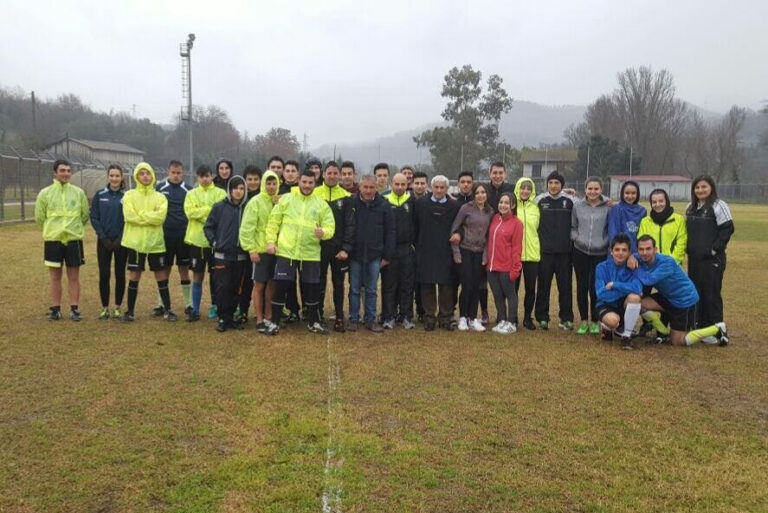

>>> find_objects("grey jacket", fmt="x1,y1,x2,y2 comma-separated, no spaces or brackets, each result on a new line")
451,202,494,258
571,197,612,255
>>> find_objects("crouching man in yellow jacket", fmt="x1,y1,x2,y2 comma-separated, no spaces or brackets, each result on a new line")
121,162,174,322
35,159,89,321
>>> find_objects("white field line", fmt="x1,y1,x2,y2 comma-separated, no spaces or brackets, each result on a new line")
322,336,343,513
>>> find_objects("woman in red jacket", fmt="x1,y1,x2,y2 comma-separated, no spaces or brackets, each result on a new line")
486,192,524,334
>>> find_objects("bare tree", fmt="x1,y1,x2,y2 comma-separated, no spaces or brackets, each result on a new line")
712,106,747,182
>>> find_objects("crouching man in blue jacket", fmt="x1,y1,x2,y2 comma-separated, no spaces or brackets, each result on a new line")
632,234,729,347
595,233,643,350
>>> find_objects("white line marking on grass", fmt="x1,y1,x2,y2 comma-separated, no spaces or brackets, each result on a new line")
322,336,343,513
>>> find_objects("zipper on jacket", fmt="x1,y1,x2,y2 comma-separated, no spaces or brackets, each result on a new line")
489,218,503,270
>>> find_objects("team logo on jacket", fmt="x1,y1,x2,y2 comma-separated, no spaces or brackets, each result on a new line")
562,199,567,208
337,200,343,209
404,204,409,212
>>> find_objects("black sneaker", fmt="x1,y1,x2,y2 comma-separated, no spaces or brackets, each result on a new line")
334,318,346,333
163,310,178,322
151,305,166,317
70,309,82,322
227,320,244,331
256,321,267,333
637,322,654,338
216,319,227,332
601,327,614,342
285,312,300,324
654,336,670,345
47,308,62,321
123,312,135,322
307,322,329,335
716,322,729,346
621,336,633,350
186,310,200,322
523,318,537,331
424,321,436,331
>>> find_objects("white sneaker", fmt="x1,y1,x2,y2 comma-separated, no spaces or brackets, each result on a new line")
492,321,507,333
716,322,729,346
382,319,395,330
701,336,719,345
458,317,469,331
503,321,518,334
469,318,486,332
402,318,415,330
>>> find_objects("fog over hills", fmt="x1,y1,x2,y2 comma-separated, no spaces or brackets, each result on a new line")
312,101,587,172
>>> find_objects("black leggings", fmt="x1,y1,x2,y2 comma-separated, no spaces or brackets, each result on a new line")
689,254,726,327
458,248,484,320
214,259,247,323
97,239,127,307
572,248,603,322
513,261,538,323
487,271,518,323
319,245,348,320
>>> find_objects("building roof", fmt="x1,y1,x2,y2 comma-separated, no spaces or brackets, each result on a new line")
610,175,692,183
46,137,145,155
520,148,578,163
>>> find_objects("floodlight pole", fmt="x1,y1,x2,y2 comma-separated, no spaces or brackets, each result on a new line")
180,33,196,177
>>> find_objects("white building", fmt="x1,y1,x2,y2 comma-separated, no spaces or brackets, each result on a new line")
521,148,577,178
609,175,692,201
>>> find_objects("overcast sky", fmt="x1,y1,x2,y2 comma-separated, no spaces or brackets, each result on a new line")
2,0,766,146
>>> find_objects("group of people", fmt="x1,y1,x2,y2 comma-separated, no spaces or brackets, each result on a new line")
35,156,734,347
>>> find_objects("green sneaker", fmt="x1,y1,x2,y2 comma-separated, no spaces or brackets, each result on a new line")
559,321,574,331
112,307,122,319
99,308,110,320
589,322,601,335
538,320,549,330
576,322,589,335
208,305,218,319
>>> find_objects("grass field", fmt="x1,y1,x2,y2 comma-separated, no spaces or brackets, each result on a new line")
1,204,767,512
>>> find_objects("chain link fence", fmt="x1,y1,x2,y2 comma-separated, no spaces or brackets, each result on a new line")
0,146,169,223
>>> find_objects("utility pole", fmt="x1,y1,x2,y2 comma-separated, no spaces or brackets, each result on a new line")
629,146,633,177
180,33,196,178
31,91,37,132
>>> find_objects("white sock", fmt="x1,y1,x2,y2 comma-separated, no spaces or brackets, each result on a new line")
622,303,641,337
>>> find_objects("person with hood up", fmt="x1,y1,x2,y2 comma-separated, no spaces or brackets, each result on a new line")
513,177,541,330
90,164,127,320
608,180,646,253
36,159,90,321
240,170,281,335
486,192,523,334
184,165,227,321
213,159,234,190
571,177,613,335
637,188,687,265
121,162,175,322
234,164,263,322
266,170,335,335
205,175,249,332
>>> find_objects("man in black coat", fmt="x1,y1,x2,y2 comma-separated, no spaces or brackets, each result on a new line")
414,174,460,331
347,175,395,333
485,161,515,212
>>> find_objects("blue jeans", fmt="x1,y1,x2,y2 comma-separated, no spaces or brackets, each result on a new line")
348,259,381,323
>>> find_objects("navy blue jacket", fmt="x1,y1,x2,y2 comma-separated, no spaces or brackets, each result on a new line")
350,193,396,263
156,179,189,239
635,252,699,309
90,186,124,241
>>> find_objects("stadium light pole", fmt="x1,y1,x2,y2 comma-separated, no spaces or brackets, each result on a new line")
180,33,196,178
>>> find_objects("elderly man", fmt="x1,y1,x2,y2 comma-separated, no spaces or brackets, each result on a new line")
414,175,460,331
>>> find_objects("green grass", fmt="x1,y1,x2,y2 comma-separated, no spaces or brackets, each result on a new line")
1,204,767,512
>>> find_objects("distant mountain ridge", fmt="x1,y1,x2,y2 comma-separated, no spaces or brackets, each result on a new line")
313,101,588,171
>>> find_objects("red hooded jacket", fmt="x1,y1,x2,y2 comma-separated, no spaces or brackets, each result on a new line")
486,212,523,281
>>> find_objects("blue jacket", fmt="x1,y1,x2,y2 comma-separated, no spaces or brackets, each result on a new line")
608,201,646,252
595,257,642,308
90,186,124,241
635,253,699,308
156,179,190,239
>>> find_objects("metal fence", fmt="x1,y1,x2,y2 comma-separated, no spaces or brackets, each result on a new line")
2,150,767,224
0,146,169,223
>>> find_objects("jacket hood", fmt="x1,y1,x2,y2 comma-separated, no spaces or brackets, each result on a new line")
133,162,156,190
514,177,536,202
226,175,247,203
260,170,279,197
